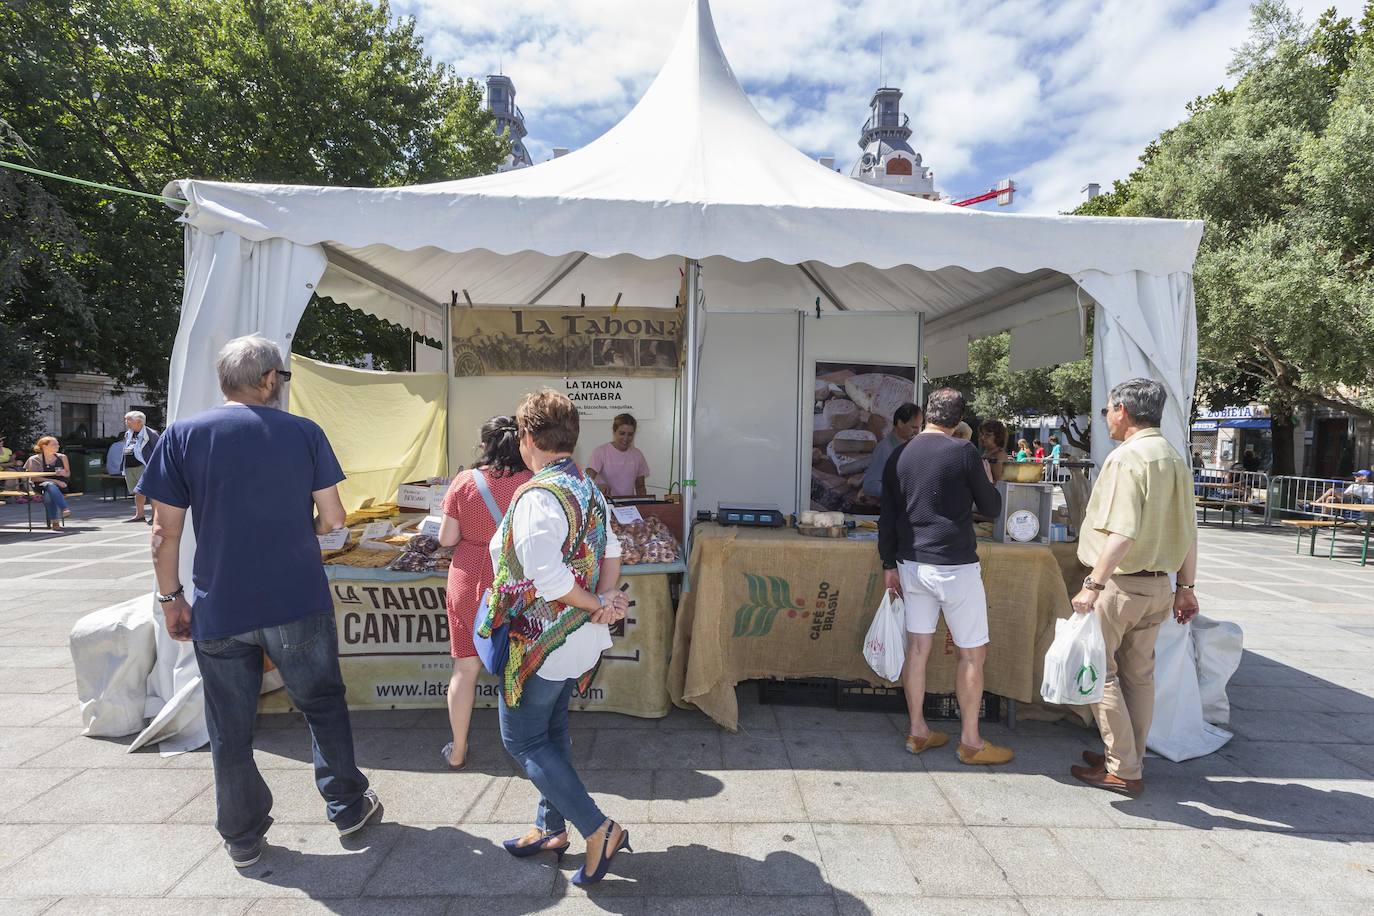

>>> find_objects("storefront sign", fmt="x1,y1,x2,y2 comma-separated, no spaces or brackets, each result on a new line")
561,377,656,419
450,307,682,378
259,573,675,718
1197,405,1269,420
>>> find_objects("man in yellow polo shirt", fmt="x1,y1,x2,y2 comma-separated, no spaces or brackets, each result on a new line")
1070,378,1200,796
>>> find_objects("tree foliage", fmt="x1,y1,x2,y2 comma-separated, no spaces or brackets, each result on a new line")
931,333,1094,451
0,0,505,407
1074,1,1374,474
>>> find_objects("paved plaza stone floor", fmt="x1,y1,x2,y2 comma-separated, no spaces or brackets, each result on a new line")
1,493,1373,914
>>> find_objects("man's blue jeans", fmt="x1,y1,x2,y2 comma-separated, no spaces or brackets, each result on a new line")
39,482,68,523
499,675,606,839
194,611,369,848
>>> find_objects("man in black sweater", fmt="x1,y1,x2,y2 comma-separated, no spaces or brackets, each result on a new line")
879,387,1013,765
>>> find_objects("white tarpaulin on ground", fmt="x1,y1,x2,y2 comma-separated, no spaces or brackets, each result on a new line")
133,0,1220,757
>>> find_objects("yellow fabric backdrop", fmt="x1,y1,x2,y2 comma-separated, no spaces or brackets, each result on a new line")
288,354,447,512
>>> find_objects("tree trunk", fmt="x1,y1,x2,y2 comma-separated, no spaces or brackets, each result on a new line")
1269,400,1296,477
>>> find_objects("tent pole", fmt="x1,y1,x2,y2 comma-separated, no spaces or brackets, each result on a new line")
682,258,700,561
443,302,452,473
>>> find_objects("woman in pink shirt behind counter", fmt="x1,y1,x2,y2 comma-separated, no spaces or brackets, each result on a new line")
586,413,650,498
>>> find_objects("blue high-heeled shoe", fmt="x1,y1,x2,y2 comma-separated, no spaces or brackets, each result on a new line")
571,821,632,886
503,830,568,859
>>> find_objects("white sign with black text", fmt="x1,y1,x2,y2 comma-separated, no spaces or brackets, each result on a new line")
562,378,656,419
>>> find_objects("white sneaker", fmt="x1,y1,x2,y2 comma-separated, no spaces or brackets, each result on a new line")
337,789,382,837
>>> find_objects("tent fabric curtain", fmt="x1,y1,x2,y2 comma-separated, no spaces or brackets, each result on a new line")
1078,270,1197,470
135,229,327,755
287,354,449,513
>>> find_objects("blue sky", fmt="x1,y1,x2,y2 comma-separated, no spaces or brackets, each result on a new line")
393,0,1364,213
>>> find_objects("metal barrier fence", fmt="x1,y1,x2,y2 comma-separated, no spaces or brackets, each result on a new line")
1194,469,1269,527
1265,475,1374,564
1264,476,1374,525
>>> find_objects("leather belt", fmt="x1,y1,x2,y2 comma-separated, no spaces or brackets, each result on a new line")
1118,570,1168,577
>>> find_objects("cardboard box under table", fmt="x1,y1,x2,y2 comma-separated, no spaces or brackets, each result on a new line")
667,523,1074,730
259,562,682,718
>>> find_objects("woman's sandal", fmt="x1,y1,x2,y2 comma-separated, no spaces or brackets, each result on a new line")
502,828,569,859
572,820,632,886
438,742,466,770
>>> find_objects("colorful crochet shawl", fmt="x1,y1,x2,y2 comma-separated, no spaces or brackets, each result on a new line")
479,458,609,706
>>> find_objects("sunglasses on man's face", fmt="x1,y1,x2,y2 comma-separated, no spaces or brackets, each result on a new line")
263,369,293,381
1100,404,1116,417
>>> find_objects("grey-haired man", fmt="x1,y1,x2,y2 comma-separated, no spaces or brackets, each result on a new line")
137,334,380,867
1070,378,1200,797
121,410,160,523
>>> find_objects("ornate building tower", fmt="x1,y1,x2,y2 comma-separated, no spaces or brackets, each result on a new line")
486,75,532,171
851,87,938,199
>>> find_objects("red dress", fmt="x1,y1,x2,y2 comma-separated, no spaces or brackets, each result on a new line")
442,467,533,658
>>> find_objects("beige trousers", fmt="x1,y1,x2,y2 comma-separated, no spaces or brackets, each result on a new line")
1089,575,1173,780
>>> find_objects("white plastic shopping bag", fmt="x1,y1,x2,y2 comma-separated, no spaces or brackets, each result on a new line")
1040,611,1107,705
863,590,906,682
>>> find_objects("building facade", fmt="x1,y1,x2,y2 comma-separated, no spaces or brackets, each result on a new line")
1189,405,1272,470
23,372,158,445
485,75,532,171
850,87,939,200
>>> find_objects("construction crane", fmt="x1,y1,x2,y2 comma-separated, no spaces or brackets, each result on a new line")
952,179,1015,207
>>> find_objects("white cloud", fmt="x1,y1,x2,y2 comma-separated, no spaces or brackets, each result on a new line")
395,0,1369,212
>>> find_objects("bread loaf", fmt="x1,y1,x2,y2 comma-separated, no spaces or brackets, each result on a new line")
826,440,872,476
832,430,877,454
845,374,914,428
813,397,860,445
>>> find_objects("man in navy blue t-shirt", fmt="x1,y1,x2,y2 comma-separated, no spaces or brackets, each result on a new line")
138,334,381,868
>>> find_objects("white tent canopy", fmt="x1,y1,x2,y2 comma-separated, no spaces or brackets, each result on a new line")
164,0,1202,468
145,0,1222,762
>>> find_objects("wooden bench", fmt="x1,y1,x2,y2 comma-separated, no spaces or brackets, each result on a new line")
1196,498,1246,528
1280,517,1353,556
96,474,130,500
0,489,36,531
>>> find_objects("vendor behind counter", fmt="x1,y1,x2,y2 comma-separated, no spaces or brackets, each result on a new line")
587,413,650,498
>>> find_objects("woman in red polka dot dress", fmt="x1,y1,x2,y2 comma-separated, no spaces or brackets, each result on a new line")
436,416,533,768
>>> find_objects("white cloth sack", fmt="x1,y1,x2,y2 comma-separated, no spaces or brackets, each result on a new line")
1041,611,1107,705
131,603,209,755
1146,619,1232,761
863,590,906,682
1190,615,1244,727
70,597,158,738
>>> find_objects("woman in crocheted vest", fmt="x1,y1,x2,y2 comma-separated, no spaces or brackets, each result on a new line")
478,388,633,886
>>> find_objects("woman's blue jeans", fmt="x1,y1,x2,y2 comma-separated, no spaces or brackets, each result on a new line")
194,612,370,848
499,675,606,839
39,482,68,522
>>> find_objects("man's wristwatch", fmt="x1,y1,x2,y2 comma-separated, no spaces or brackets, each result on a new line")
1082,576,1106,592
156,585,185,604
1176,583,1196,590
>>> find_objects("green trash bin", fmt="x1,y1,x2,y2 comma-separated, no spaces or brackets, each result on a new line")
85,452,111,498
64,447,90,494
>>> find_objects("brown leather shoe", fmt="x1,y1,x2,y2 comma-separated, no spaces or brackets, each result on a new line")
1071,764,1143,797
957,741,1014,766
905,731,950,755
1081,750,1105,769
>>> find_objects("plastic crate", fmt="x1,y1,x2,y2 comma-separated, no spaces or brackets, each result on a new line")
837,682,1000,721
756,678,837,707
758,678,999,722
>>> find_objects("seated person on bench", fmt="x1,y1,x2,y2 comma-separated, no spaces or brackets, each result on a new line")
1315,469,1374,505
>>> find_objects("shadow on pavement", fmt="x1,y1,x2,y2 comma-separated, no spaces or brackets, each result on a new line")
230,822,871,914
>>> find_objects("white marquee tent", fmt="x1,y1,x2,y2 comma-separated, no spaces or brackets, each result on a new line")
132,0,1224,758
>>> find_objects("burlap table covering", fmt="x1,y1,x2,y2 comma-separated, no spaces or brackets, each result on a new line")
262,568,676,718
668,524,1074,730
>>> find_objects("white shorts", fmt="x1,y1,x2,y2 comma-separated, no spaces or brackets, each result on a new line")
897,560,990,649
